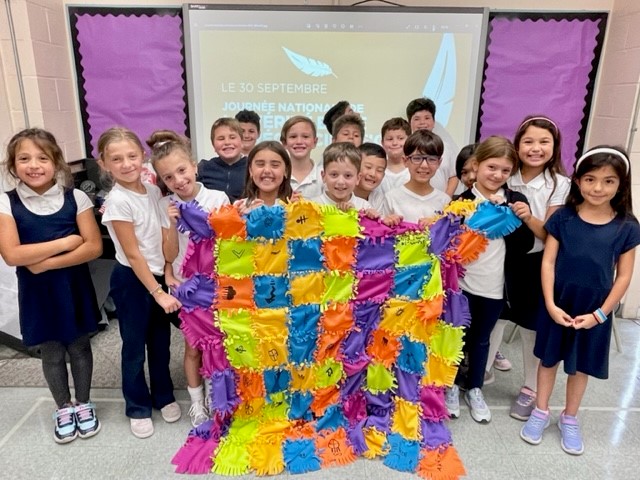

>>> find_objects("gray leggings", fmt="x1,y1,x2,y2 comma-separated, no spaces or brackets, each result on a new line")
39,335,93,408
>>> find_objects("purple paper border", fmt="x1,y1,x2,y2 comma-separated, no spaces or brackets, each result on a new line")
479,15,604,172
71,9,187,157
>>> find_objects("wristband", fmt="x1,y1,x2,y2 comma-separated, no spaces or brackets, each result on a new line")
149,284,163,296
594,308,607,324
591,312,602,325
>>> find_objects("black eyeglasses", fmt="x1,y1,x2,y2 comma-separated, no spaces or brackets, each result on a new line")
407,155,440,165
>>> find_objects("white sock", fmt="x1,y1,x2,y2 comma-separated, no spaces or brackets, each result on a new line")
187,384,204,404
521,328,539,391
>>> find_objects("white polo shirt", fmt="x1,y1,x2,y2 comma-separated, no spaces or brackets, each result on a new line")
508,171,570,252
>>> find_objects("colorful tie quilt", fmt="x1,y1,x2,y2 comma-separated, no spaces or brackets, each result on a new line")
171,199,521,479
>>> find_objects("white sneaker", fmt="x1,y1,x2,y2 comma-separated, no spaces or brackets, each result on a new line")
188,400,209,427
160,402,182,423
203,378,212,410
465,387,491,423
130,418,154,439
445,385,460,418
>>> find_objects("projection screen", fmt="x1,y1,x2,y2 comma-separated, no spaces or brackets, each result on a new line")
184,4,488,161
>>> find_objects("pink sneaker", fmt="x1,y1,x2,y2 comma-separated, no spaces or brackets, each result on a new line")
493,351,512,371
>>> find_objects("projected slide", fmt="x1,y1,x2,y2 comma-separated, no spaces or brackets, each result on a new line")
185,6,487,161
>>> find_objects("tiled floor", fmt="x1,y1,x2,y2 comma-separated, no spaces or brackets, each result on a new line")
0,319,639,479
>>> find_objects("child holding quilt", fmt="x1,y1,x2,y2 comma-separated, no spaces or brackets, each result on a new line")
445,136,534,423
149,129,229,427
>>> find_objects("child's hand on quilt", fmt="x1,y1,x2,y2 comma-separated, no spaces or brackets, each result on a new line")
381,214,403,227
167,202,181,226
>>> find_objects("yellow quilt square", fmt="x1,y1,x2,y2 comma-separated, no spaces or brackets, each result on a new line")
254,239,288,275
423,354,459,387
290,272,324,305
290,365,317,391
252,308,288,339
285,200,323,238
258,336,289,367
379,298,419,336
391,398,420,440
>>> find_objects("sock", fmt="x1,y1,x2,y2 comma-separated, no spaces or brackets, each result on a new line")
188,384,204,404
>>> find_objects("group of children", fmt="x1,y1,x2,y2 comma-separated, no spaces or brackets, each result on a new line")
0,96,638,461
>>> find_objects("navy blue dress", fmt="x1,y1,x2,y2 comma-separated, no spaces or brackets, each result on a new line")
535,207,640,378
8,189,99,347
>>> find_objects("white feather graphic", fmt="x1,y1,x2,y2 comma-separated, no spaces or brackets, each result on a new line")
282,47,337,78
423,33,456,127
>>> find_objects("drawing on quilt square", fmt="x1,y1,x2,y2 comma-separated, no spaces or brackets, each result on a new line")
245,203,285,240
254,239,288,274
216,239,256,277
285,201,323,238
216,276,254,310
254,275,290,308
394,232,431,267
393,264,431,300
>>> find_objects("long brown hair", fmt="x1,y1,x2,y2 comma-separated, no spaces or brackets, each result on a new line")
244,141,293,203
4,128,72,187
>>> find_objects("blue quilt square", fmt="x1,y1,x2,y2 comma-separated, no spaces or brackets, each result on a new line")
382,433,420,472
283,439,321,474
288,392,313,420
288,304,320,338
254,275,289,308
393,264,431,300
245,204,285,240
263,368,291,394
355,237,395,271
397,335,427,375
289,238,323,273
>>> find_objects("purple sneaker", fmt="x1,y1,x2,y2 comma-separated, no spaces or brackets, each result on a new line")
510,387,536,421
520,407,550,445
558,412,584,455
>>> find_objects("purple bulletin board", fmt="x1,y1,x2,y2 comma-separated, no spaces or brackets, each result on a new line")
68,7,188,158
478,12,607,173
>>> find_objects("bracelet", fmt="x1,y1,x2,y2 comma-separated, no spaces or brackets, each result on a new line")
594,308,608,324
592,312,602,325
149,284,163,296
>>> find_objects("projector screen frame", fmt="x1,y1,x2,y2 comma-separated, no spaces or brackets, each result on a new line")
183,3,489,162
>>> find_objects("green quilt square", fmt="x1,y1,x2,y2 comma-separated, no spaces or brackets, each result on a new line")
395,232,431,267
217,239,256,277
322,271,355,304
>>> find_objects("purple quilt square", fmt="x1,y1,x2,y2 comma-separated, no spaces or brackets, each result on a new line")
355,237,395,271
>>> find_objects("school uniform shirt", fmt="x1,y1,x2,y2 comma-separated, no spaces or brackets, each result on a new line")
366,188,386,213
382,185,450,224
101,183,169,276
459,186,507,299
312,192,371,210
197,156,247,202
379,168,410,194
0,182,93,217
159,184,229,282
508,170,571,252
291,160,323,199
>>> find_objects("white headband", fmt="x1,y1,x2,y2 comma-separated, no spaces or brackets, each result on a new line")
575,147,630,174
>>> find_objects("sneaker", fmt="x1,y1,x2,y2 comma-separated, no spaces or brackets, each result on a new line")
520,407,550,445
464,388,491,423
484,369,495,386
188,400,209,427
445,385,460,418
558,412,584,455
493,351,512,371
510,387,536,421
53,405,78,444
161,401,181,423
75,402,101,439
130,418,154,439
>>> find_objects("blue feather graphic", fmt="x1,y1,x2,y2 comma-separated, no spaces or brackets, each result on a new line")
423,33,456,127
282,47,337,78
